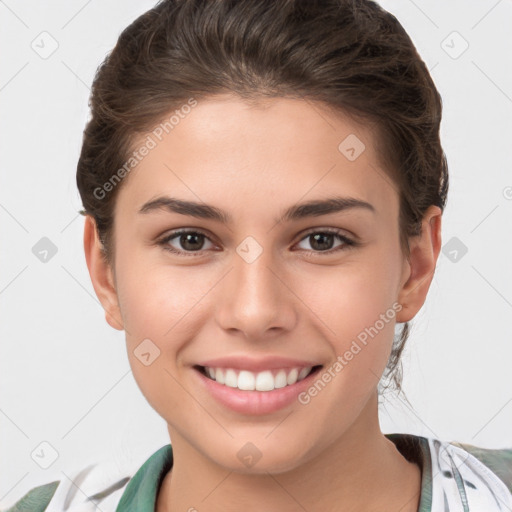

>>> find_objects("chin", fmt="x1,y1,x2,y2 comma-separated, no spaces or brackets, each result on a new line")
209,442,309,476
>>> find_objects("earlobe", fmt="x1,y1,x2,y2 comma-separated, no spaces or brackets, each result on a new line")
396,205,442,323
83,215,124,331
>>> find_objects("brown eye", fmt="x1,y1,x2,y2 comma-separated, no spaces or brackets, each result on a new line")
295,229,356,254
177,232,206,251
159,229,215,256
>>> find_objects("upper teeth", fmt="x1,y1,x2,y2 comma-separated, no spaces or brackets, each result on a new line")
205,366,313,391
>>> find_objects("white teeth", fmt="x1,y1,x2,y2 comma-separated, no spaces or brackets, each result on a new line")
203,366,314,391
255,370,274,391
224,369,238,388
287,368,299,385
274,370,288,389
238,370,255,390
215,367,225,384
298,367,311,380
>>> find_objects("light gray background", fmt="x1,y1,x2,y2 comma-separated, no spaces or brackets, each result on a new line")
1,0,511,505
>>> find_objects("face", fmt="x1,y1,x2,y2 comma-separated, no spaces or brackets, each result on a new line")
85,94,440,474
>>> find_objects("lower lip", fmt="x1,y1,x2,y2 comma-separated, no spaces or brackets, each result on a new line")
193,366,322,415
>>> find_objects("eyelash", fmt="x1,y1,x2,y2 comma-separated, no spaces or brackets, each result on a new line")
157,228,358,258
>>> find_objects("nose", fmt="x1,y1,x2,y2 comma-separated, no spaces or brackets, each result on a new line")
215,241,297,341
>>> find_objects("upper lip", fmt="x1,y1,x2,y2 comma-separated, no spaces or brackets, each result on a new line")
195,356,322,373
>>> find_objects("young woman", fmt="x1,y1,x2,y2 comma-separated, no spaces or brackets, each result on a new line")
5,0,511,511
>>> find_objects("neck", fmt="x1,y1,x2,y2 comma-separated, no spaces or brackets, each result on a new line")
156,393,422,512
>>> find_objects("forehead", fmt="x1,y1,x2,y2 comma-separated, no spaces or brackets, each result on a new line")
117,94,398,222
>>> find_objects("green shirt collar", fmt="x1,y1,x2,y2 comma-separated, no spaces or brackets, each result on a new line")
115,443,174,512
115,433,432,512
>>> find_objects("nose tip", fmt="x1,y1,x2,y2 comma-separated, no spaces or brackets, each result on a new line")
214,245,297,339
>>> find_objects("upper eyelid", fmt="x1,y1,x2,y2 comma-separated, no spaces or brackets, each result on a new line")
159,228,216,245
298,227,353,238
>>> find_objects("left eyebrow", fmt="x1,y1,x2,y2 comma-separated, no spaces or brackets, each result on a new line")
282,196,376,222
138,195,376,224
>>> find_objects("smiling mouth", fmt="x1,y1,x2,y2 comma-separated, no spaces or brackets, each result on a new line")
194,364,323,392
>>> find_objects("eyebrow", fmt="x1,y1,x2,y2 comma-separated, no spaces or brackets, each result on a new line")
138,195,375,224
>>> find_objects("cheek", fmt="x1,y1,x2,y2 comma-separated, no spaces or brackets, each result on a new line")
296,247,401,341
289,273,399,439
115,252,211,342
293,248,402,387
113,252,219,406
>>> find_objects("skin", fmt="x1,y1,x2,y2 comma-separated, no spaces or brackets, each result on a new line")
84,94,442,512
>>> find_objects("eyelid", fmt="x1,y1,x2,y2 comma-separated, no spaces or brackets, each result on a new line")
294,227,356,253
297,226,354,241
157,228,218,253
157,226,357,257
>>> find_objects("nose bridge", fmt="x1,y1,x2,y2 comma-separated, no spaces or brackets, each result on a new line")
215,235,296,337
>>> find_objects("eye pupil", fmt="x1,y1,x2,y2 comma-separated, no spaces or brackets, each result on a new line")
181,233,204,251
310,233,334,251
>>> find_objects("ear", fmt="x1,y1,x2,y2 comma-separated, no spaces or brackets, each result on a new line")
83,215,124,331
396,205,442,323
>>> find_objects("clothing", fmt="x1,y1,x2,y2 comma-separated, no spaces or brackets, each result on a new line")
2,434,511,511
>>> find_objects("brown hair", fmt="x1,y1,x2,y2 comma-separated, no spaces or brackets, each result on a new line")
76,0,448,401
